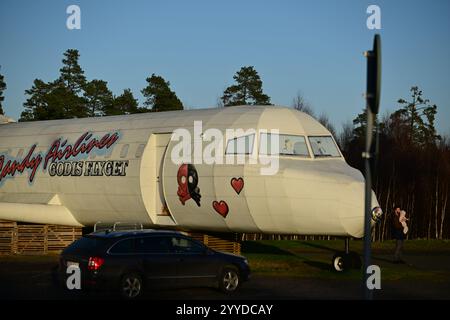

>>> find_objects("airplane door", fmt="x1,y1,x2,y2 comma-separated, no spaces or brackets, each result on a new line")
140,133,176,226
161,131,229,231
154,134,171,216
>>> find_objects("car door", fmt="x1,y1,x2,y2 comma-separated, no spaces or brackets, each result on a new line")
170,236,219,286
136,236,179,287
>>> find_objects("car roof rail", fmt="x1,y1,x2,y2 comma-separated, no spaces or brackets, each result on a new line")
113,222,144,232
94,221,144,233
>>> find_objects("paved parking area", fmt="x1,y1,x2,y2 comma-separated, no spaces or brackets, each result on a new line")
0,254,449,300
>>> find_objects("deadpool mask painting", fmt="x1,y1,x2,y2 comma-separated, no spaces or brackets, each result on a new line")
177,164,201,206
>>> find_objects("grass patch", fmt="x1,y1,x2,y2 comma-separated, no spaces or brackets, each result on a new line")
242,240,450,281
243,239,450,255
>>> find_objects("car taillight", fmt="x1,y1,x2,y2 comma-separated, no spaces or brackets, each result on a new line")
88,257,104,271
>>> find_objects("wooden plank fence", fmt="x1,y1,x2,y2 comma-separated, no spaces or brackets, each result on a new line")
0,221,240,255
0,220,18,254
0,221,81,255
189,232,241,255
1,221,241,255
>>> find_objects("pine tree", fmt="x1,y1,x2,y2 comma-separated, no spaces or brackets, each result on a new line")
59,49,86,94
222,66,271,106
84,79,113,117
20,79,52,121
392,86,440,146
45,80,87,119
105,89,139,115
20,79,86,121
141,74,183,112
20,49,90,121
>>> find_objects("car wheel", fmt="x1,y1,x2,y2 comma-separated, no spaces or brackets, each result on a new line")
120,273,143,299
219,266,240,293
332,253,346,272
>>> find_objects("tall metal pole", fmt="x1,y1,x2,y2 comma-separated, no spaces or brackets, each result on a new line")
362,34,381,300
363,109,374,300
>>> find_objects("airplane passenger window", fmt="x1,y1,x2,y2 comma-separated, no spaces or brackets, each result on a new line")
120,144,129,158
135,144,145,158
308,136,341,157
225,134,255,155
259,133,310,157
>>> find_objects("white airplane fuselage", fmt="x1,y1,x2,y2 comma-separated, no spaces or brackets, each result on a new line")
0,106,379,238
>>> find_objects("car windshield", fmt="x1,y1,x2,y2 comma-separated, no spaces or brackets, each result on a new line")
260,133,310,157
308,136,341,157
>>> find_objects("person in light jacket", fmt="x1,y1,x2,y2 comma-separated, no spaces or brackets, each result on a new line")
392,207,407,264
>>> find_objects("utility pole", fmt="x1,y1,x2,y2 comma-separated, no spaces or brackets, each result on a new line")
363,34,381,300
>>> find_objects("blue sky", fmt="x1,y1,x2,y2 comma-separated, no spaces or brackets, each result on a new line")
1,0,449,135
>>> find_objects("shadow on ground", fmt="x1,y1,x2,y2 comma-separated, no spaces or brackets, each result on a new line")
243,241,337,272
297,241,340,253
302,260,333,272
242,241,295,256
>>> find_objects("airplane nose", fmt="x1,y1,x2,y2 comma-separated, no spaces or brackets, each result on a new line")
279,159,381,238
338,181,381,238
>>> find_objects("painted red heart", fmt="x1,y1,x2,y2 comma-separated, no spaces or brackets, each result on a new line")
231,177,244,195
212,200,229,218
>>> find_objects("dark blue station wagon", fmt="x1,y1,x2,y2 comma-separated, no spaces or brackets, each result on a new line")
59,229,250,298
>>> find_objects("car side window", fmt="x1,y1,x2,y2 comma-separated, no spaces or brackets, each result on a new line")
171,237,205,254
135,236,173,254
109,238,135,254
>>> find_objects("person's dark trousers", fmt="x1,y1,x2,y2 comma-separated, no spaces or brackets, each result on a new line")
394,239,404,262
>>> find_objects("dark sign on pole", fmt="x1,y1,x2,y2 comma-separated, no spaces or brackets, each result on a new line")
366,34,382,115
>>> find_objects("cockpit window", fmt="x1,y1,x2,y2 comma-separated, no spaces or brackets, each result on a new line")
225,134,255,155
259,133,310,157
308,136,341,157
